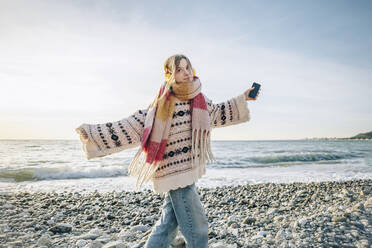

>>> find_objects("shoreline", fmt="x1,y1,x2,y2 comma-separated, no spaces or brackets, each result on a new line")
1,179,371,247
2,165,371,196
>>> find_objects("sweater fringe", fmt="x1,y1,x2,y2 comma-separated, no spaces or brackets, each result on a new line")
128,148,161,189
191,128,216,168
129,127,215,191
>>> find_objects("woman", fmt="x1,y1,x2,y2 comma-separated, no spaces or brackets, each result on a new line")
76,54,261,247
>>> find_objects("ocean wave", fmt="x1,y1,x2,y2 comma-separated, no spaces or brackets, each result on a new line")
211,152,357,168
248,152,355,164
26,160,69,165
211,160,343,169
0,166,128,182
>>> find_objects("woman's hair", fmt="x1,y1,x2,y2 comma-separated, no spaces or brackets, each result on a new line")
149,54,195,108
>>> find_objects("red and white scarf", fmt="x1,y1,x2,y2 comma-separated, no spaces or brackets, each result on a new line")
128,76,215,188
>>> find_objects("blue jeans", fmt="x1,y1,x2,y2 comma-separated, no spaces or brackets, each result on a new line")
144,183,209,248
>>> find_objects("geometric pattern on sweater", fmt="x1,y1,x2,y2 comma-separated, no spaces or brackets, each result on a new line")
75,93,250,194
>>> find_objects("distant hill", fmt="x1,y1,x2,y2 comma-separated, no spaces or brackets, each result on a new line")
349,131,372,139
305,131,372,140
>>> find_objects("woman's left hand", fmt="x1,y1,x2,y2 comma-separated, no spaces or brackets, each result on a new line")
244,87,261,101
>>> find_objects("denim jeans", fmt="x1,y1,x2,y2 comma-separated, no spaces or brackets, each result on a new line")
144,182,209,248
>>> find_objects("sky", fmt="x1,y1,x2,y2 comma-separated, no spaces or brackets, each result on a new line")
0,0,371,140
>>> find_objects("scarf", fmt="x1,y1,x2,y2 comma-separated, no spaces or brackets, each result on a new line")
128,76,215,189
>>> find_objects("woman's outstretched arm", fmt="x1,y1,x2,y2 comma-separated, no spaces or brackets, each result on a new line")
204,86,260,129
75,108,148,160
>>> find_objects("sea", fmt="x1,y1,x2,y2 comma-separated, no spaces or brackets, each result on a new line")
0,139,371,194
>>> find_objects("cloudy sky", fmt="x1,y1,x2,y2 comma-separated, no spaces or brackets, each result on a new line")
1,0,371,140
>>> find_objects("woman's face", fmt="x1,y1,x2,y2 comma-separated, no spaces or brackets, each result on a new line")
174,58,193,84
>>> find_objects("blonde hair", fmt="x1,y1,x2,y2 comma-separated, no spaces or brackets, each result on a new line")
150,54,196,108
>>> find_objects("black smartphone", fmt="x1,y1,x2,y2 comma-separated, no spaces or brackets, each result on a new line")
248,82,261,99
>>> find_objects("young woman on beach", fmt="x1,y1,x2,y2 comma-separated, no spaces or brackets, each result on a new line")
75,54,261,247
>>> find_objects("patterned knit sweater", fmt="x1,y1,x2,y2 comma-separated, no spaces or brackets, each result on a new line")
75,93,250,194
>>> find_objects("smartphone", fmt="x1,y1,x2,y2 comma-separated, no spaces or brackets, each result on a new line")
248,82,261,99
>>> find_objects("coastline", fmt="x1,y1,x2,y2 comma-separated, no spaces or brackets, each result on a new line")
1,179,371,247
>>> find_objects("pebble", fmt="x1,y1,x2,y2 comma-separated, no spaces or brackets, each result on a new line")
48,223,73,234
37,233,52,247
0,179,371,247
171,232,186,246
102,240,128,248
130,225,150,232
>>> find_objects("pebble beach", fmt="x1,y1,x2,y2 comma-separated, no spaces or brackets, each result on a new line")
1,179,371,248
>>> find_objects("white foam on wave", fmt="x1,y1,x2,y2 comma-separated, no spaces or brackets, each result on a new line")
34,166,128,180
0,165,128,182
199,162,372,188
